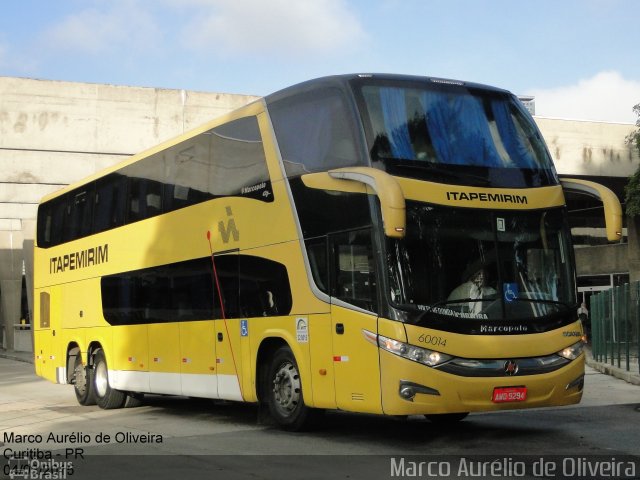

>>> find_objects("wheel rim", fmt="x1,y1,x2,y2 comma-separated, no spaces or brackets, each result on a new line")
272,361,301,417
95,361,108,398
74,363,87,395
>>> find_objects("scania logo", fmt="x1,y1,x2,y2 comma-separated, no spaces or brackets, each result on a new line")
504,360,519,376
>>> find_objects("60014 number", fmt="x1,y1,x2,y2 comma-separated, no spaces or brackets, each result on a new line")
417,334,447,347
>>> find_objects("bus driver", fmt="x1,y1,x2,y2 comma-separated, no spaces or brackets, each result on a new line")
448,268,497,315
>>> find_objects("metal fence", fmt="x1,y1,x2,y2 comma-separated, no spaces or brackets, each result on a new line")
591,281,640,374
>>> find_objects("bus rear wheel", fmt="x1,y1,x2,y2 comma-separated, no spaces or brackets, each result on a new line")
93,349,126,409
72,354,96,406
266,346,318,431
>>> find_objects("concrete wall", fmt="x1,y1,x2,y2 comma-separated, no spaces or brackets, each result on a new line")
574,243,629,277
0,76,258,350
535,117,639,178
628,217,640,284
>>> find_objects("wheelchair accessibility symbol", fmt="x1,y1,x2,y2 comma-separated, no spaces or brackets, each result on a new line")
240,319,248,337
504,283,518,303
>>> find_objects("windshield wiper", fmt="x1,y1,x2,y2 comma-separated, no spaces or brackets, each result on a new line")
422,298,494,310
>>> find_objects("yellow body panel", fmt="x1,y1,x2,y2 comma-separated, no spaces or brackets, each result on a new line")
378,317,408,343
112,325,147,372
307,314,336,409
380,349,584,415
149,324,181,374
330,306,381,413
397,178,565,210
180,321,217,375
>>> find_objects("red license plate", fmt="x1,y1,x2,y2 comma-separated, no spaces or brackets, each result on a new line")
492,386,527,403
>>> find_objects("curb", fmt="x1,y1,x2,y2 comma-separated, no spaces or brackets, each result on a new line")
585,356,640,387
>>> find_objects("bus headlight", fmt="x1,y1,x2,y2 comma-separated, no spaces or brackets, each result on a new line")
557,341,584,360
363,330,451,367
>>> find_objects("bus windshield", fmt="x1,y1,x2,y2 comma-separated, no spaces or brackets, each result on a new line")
355,81,558,188
387,203,576,322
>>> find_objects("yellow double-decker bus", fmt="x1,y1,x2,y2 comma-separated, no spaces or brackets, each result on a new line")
33,74,622,430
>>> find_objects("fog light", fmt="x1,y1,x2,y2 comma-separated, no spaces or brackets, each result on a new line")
399,385,415,401
566,374,585,391
398,380,440,402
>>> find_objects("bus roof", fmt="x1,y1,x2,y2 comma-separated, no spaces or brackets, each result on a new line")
38,73,512,205
264,73,511,105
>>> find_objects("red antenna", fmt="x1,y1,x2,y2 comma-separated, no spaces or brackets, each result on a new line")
207,230,226,320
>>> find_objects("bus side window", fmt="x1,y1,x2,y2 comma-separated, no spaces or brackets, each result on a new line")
211,254,240,319
306,237,329,294
329,229,377,313
65,186,95,242
269,88,362,177
94,174,127,234
163,132,214,213
36,203,53,247
210,117,270,197
127,177,163,222
238,256,293,318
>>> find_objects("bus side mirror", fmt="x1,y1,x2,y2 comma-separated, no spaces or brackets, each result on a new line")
301,167,406,238
560,178,623,242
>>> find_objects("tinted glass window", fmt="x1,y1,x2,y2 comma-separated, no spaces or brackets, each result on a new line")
306,238,329,294
355,80,558,188
94,174,126,233
102,257,215,325
37,196,69,247
239,255,293,317
269,88,364,177
163,132,214,213
211,254,239,319
37,115,271,248
210,117,270,197
36,203,53,247
127,177,163,222
387,204,575,322
330,229,377,312
65,187,95,241
101,255,292,325
288,177,372,238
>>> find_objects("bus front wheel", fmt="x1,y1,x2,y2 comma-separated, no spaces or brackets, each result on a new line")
72,354,96,406
266,346,318,431
93,349,126,409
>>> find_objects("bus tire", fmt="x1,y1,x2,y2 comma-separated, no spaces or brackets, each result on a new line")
266,346,318,431
425,412,469,424
93,349,126,409
72,354,96,406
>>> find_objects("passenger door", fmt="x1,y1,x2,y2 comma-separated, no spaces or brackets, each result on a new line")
211,252,244,401
329,229,382,413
